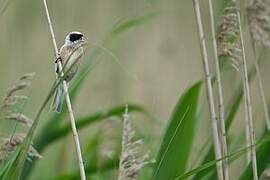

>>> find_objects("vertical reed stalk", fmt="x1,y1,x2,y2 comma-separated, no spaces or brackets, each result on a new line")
253,48,270,129
246,0,270,129
192,0,224,179
240,68,251,163
207,0,229,179
42,0,86,179
236,6,258,180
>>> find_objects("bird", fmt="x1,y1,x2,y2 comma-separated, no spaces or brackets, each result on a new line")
52,31,87,113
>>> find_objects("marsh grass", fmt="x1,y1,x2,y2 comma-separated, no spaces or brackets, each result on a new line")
1,0,270,180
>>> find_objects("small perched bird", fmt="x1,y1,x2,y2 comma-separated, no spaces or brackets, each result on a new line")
52,31,87,113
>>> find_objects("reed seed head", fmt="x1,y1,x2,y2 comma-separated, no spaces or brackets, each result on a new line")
0,134,41,164
217,3,241,71
4,72,35,99
118,105,148,180
247,0,270,48
4,113,33,127
2,72,34,110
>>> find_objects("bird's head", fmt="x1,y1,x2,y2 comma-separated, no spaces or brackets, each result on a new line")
65,31,87,47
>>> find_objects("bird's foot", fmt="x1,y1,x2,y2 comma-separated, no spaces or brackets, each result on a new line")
55,56,62,63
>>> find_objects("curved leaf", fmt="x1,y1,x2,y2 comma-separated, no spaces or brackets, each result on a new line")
239,130,270,180
110,12,159,38
176,133,270,180
35,104,146,150
152,81,202,180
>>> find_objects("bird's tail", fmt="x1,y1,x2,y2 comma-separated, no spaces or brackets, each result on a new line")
51,83,65,113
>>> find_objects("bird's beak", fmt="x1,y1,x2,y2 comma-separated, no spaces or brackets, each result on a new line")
81,36,88,45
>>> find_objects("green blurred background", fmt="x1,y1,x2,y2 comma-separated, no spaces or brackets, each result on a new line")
0,0,270,179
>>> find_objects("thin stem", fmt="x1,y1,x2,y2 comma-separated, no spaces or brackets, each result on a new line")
240,68,251,163
207,0,229,179
252,47,270,129
192,0,224,179
42,0,58,57
236,7,258,180
248,25,270,130
42,0,86,179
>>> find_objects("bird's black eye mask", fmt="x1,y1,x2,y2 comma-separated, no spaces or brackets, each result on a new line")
70,33,83,42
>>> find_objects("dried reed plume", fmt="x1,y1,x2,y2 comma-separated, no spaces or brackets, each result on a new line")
1,72,34,110
247,0,270,130
0,134,42,164
4,113,33,127
1,73,34,127
3,95,28,108
118,105,148,180
0,73,41,165
217,3,241,71
247,0,270,48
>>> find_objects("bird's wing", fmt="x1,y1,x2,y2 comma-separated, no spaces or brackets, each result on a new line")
55,45,69,75
60,45,70,68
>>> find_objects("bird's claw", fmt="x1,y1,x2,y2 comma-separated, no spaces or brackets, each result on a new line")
55,56,62,63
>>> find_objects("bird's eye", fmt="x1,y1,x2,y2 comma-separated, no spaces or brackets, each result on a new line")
69,33,83,42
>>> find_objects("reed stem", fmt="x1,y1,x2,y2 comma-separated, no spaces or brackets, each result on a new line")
236,6,258,180
207,0,229,179
42,0,86,179
192,0,224,179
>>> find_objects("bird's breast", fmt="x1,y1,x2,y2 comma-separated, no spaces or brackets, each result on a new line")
65,47,83,70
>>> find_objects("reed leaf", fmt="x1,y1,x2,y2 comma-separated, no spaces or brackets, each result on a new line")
152,81,202,180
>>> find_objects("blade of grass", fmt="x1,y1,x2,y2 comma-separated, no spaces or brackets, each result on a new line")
152,81,202,180
0,0,12,16
240,130,270,180
35,104,146,150
110,12,159,38
0,146,20,179
176,132,270,180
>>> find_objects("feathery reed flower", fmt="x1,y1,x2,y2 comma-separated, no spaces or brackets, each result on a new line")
0,73,34,129
0,134,42,164
4,113,33,127
4,73,34,98
1,72,34,110
217,3,241,70
247,0,270,48
3,95,28,107
118,105,148,180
